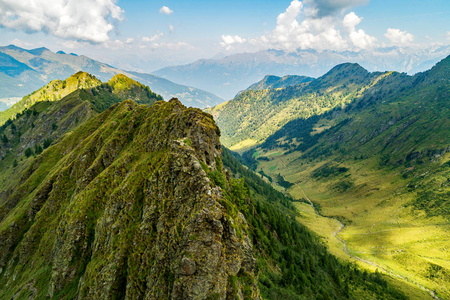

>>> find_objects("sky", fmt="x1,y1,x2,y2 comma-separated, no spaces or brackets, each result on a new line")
0,0,449,71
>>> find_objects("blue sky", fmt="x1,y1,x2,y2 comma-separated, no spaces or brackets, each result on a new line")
0,0,449,71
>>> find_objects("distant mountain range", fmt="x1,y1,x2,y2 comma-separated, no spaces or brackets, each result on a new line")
154,46,450,99
0,45,223,109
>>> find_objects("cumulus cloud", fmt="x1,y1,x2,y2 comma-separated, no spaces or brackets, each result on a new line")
9,38,34,48
220,0,376,52
263,0,375,51
343,12,376,49
104,39,125,49
159,6,173,15
143,41,193,51
304,0,369,17
142,33,163,42
384,28,414,45
61,40,88,49
0,0,123,43
169,25,174,33
220,35,246,50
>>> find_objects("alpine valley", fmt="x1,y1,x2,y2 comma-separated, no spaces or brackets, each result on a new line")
207,55,450,299
0,70,413,299
0,45,448,300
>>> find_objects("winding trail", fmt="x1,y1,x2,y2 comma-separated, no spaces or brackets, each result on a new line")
276,158,439,300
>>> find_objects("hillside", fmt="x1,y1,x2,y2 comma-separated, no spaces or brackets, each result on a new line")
0,72,163,127
0,77,408,298
207,62,384,151
243,75,314,93
235,56,450,298
154,46,450,99
0,71,102,125
0,72,161,178
0,45,223,108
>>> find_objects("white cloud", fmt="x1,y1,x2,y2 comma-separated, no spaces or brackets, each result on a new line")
159,6,173,15
219,0,379,53
145,41,193,51
220,35,246,50
61,40,89,49
384,28,414,45
221,35,246,45
254,0,376,52
103,39,125,49
304,0,369,17
142,33,163,42
343,12,376,49
165,42,193,50
342,11,361,30
9,38,34,48
0,0,123,43
169,25,174,33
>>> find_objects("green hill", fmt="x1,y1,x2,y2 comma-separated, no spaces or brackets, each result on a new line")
232,56,450,298
0,72,161,185
243,74,314,92
0,72,164,126
0,76,407,298
206,62,387,151
0,71,102,125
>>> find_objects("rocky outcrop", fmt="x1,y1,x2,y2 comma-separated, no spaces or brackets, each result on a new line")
0,98,260,299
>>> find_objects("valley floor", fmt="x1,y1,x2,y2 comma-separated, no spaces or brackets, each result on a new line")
255,149,450,300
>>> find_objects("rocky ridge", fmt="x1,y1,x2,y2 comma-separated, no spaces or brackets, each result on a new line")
0,99,260,299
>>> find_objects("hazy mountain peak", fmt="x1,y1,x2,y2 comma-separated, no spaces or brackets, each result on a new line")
0,44,223,108
26,47,50,56
324,62,368,76
4,44,25,51
154,46,450,99
243,74,315,93
311,62,371,88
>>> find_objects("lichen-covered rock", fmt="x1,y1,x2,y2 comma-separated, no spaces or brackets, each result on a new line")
0,98,260,299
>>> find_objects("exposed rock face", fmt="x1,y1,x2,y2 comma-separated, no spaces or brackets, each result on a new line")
0,98,259,299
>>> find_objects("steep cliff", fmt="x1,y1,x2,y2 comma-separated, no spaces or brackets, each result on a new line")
0,99,259,299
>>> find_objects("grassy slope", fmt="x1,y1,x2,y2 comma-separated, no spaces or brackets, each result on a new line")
0,72,103,125
0,99,238,299
0,73,161,205
223,147,408,299
257,151,448,299
207,63,390,151
0,97,406,299
0,72,406,298
244,75,315,92
245,57,450,298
